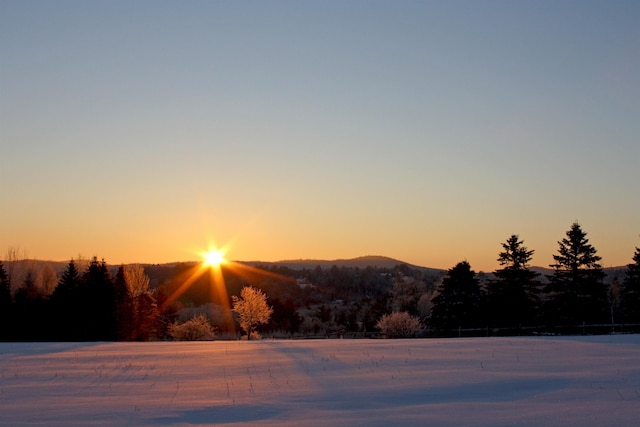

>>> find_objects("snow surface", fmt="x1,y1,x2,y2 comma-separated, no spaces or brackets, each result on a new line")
1,336,640,426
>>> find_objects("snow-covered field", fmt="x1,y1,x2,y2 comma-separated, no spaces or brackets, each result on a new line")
1,336,639,426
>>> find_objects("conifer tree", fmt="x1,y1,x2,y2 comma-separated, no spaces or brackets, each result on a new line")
0,261,12,340
14,270,46,340
0,260,9,302
487,235,540,328
52,260,81,300
430,261,483,334
79,257,117,340
620,246,640,324
14,270,42,303
50,260,82,340
545,222,608,326
114,266,133,340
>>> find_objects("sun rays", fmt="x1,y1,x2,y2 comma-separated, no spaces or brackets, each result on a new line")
159,242,295,334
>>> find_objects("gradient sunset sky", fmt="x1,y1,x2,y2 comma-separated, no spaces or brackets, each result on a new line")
2,1,639,271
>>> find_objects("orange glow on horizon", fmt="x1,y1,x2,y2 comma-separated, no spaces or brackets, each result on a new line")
159,241,293,333
159,241,296,336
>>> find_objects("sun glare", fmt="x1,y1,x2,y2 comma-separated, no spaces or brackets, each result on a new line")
204,250,225,267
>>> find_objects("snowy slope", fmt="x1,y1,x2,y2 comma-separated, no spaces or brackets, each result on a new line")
1,336,639,426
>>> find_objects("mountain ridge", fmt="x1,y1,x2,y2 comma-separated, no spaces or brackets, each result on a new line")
244,255,444,272
3,257,629,278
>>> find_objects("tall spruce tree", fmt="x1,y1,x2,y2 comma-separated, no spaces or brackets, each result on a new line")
80,257,117,340
0,261,9,304
487,235,540,328
14,270,46,340
53,260,81,297
430,261,483,334
545,222,608,326
51,260,82,340
114,266,133,340
0,261,12,340
620,246,640,324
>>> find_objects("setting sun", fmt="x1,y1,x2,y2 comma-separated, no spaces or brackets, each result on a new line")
204,250,225,267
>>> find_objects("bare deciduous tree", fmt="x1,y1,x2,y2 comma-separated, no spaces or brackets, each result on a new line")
40,263,58,296
390,276,427,315
5,245,26,293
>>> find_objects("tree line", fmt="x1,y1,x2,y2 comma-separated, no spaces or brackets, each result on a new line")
430,222,640,336
0,258,160,341
1,221,639,340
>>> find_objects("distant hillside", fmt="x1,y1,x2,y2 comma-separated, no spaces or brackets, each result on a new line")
246,255,444,273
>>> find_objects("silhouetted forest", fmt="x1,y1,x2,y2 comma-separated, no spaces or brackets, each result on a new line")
2,222,639,341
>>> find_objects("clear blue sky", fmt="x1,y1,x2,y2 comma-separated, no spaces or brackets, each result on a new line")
1,0,639,270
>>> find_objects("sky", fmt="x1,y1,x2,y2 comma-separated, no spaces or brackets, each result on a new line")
1,0,639,271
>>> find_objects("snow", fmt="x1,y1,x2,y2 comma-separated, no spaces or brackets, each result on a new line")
1,336,640,426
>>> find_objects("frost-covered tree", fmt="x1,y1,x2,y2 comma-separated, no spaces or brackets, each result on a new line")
124,264,150,297
620,246,640,324
168,314,216,341
545,222,607,325
113,264,159,341
125,265,153,336
232,286,273,340
487,235,540,327
376,311,423,338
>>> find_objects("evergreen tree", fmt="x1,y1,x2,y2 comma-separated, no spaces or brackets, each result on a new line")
52,260,81,300
267,298,302,335
0,261,12,340
14,270,46,340
487,235,540,329
79,257,117,340
545,222,608,326
609,276,622,327
114,266,133,340
430,261,483,334
620,246,640,324
14,270,42,303
0,261,10,305
50,259,82,340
